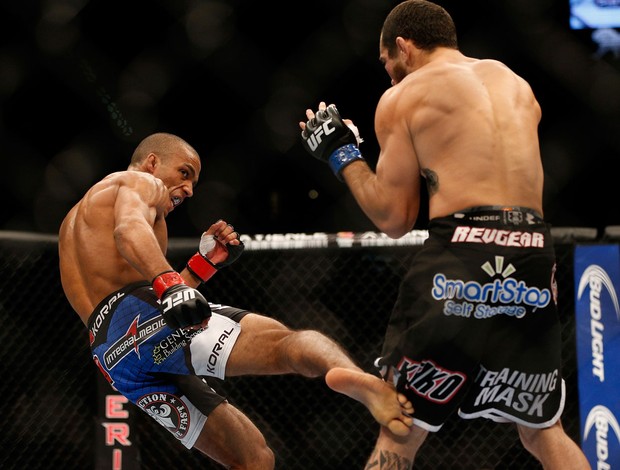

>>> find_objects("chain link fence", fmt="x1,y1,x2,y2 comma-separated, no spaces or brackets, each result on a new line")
0,230,587,469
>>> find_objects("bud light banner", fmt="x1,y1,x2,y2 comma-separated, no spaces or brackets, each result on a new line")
574,244,620,469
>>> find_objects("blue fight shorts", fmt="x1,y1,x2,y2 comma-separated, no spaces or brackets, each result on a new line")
88,282,248,448
375,206,565,431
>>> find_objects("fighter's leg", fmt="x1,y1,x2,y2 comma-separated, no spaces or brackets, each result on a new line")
192,401,275,470
364,423,428,470
165,375,273,468
517,421,591,470
225,313,358,376
226,313,413,434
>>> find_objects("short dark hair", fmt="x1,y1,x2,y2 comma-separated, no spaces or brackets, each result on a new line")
381,0,458,57
129,132,197,167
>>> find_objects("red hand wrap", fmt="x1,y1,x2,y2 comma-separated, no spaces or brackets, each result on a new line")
152,271,185,298
186,252,218,283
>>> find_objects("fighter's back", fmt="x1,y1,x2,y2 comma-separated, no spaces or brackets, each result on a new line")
59,171,167,324
382,53,545,219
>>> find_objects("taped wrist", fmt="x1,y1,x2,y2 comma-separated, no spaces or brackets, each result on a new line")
328,144,365,181
186,252,218,283
152,271,185,298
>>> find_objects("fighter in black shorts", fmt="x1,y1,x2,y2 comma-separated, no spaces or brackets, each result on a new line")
298,2,589,466
375,206,564,431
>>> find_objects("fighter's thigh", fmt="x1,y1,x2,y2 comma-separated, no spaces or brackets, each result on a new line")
226,313,293,376
193,401,274,468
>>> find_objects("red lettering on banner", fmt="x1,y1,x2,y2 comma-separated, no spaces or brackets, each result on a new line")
113,448,122,470
103,422,131,446
96,368,137,468
106,395,129,419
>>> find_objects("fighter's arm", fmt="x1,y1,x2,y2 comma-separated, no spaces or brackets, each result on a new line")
113,174,211,330
113,174,173,280
343,91,421,238
300,96,421,239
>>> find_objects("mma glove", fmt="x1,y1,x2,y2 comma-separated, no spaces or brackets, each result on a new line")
152,271,211,330
186,231,245,283
300,104,365,181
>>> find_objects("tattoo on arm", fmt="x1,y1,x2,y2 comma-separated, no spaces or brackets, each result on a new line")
365,449,413,469
422,168,439,196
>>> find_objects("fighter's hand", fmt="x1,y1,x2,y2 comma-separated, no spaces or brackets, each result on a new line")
299,102,365,180
186,219,245,283
152,271,211,330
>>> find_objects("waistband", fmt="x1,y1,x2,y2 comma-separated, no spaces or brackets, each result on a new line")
449,206,544,226
87,281,151,330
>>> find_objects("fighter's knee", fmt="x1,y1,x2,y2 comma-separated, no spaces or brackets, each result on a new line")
517,425,537,455
223,449,275,470
232,429,276,469
244,446,275,470
208,439,275,469
517,421,561,457
281,329,343,376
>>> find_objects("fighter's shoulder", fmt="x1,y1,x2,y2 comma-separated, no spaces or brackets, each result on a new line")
102,170,157,184
82,171,165,208
471,58,524,82
377,76,422,115
473,57,509,68
100,170,165,192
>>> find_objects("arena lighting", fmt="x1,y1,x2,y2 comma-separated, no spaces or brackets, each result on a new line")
570,0,620,29
569,0,620,58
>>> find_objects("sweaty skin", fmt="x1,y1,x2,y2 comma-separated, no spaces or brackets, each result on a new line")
59,133,414,468
60,171,178,323
302,50,544,239
300,2,590,467
58,141,221,324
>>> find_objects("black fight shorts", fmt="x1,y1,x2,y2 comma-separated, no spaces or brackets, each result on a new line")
375,206,565,431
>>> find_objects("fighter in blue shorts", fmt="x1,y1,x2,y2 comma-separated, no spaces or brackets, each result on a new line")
89,281,248,448
59,132,414,469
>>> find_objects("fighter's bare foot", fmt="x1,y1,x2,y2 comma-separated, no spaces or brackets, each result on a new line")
325,367,414,436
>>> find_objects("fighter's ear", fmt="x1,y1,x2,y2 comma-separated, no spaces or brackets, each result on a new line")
144,153,159,173
396,36,408,56
396,37,418,66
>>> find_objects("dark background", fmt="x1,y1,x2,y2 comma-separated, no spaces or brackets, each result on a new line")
1,0,619,238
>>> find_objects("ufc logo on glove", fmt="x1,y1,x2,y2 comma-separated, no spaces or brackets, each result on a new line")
300,104,365,181
306,119,336,151
162,289,196,312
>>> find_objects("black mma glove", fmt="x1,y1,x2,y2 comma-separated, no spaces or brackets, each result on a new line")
300,104,365,181
152,271,211,330
186,231,245,283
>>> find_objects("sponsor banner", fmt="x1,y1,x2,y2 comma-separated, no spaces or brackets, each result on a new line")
239,230,429,250
170,230,429,251
96,373,140,470
574,244,620,469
